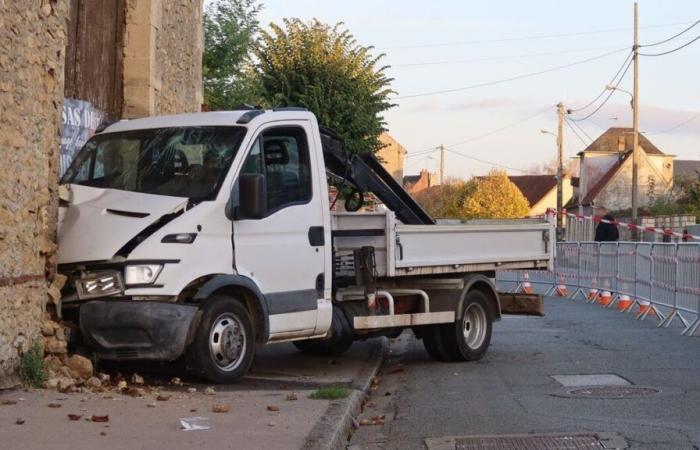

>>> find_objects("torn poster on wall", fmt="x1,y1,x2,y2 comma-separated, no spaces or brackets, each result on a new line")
60,98,107,177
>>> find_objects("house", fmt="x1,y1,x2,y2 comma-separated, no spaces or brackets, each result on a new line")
508,175,574,216
570,127,675,210
376,132,407,182
403,169,440,194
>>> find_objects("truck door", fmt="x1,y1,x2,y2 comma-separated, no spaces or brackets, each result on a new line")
232,123,327,337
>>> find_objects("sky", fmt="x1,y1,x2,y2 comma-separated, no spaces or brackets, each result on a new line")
252,0,700,178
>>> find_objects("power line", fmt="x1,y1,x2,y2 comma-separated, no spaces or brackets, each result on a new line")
405,146,439,159
395,48,628,100
640,19,700,47
568,57,633,122
446,106,552,148
566,51,632,113
647,111,700,134
380,21,693,50
569,119,594,142
445,148,529,173
390,45,623,68
639,34,700,56
564,118,589,147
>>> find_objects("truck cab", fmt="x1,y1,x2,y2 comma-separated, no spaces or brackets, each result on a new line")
58,108,552,383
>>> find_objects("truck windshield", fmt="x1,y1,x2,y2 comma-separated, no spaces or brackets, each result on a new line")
61,126,246,201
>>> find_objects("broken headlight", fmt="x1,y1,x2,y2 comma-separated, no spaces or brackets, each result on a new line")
75,271,124,299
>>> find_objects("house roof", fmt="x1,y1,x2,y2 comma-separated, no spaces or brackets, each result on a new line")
507,175,557,206
403,174,421,185
581,127,664,155
674,160,700,180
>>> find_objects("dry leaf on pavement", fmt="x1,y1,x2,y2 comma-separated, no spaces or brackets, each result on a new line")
212,403,230,413
91,415,109,423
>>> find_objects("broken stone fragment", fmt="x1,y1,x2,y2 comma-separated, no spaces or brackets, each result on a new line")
44,336,67,354
86,377,101,389
65,355,93,380
41,320,56,336
130,373,144,385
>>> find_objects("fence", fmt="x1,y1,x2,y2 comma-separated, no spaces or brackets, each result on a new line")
561,210,699,243
496,241,700,337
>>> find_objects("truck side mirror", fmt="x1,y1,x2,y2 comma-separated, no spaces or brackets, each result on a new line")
236,173,267,220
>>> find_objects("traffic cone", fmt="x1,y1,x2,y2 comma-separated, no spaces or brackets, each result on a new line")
554,275,569,297
597,290,612,306
520,273,534,294
587,284,599,301
637,300,656,317
617,294,633,311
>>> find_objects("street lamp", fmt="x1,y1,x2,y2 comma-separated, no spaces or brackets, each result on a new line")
541,125,564,241
606,83,640,234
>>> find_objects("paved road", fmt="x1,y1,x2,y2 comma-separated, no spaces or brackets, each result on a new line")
350,298,700,450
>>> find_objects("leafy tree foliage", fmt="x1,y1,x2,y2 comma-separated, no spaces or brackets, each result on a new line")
462,170,530,219
253,19,394,154
203,0,262,109
413,170,530,220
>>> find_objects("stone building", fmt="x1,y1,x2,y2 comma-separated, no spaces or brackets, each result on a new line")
0,0,203,387
571,127,674,210
376,132,407,182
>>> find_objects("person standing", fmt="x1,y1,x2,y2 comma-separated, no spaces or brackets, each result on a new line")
594,206,619,242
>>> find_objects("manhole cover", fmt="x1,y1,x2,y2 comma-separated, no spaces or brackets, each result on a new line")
568,386,659,398
425,432,627,450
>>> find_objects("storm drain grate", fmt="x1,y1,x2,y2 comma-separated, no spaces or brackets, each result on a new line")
568,386,659,399
425,432,627,450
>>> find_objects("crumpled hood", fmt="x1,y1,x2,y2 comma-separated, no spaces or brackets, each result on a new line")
58,185,188,264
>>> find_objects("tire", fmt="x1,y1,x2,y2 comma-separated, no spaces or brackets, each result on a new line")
422,325,448,361
186,295,255,383
440,289,493,362
293,307,353,356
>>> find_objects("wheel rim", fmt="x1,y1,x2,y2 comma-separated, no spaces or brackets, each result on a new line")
462,303,487,349
209,313,246,372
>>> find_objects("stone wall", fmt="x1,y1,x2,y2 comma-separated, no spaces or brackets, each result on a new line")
0,0,69,387
123,0,203,118
155,0,203,114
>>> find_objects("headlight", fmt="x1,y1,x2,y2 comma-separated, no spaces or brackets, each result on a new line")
124,264,163,286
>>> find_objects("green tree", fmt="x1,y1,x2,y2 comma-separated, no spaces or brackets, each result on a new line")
203,0,262,109
413,182,474,219
254,19,394,154
461,169,530,219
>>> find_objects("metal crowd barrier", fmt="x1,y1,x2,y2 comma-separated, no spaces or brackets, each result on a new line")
495,241,700,337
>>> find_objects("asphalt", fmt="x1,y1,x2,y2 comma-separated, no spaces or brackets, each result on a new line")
349,297,700,450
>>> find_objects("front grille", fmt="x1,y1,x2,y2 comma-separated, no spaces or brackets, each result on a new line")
114,349,139,359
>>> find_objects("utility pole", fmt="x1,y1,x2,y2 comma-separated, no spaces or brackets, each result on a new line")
556,102,565,241
439,144,445,185
631,2,640,235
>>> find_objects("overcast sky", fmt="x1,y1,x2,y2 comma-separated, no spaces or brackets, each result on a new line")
253,0,700,178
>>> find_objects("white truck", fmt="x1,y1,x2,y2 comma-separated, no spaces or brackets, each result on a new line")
57,108,552,383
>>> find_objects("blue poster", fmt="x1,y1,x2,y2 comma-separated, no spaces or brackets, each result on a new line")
59,98,107,177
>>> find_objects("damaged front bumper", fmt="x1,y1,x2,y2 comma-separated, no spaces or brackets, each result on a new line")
79,300,198,361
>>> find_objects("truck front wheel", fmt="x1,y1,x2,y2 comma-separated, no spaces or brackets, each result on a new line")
187,296,256,383
440,289,493,361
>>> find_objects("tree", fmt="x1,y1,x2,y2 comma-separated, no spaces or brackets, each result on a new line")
203,0,262,109
461,170,530,219
253,19,394,154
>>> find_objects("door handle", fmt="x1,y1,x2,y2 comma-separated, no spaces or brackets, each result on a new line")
308,226,325,246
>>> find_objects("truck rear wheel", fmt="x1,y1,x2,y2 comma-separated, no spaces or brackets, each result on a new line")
293,307,353,356
422,325,448,361
440,289,493,361
187,296,255,383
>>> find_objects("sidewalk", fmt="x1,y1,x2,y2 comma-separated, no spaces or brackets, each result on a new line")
0,339,385,450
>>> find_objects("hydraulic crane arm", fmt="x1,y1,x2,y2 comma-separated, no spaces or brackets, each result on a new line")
320,128,435,225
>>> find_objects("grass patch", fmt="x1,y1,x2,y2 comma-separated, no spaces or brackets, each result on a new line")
19,342,47,388
310,386,350,400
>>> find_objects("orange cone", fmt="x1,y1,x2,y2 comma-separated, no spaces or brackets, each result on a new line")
597,290,612,306
587,288,599,301
520,273,534,294
617,294,633,311
637,300,656,317
554,275,568,297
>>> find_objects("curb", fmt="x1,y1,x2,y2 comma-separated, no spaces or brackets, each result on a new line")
302,338,387,450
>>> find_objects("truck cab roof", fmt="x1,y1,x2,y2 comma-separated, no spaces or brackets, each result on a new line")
103,109,317,134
